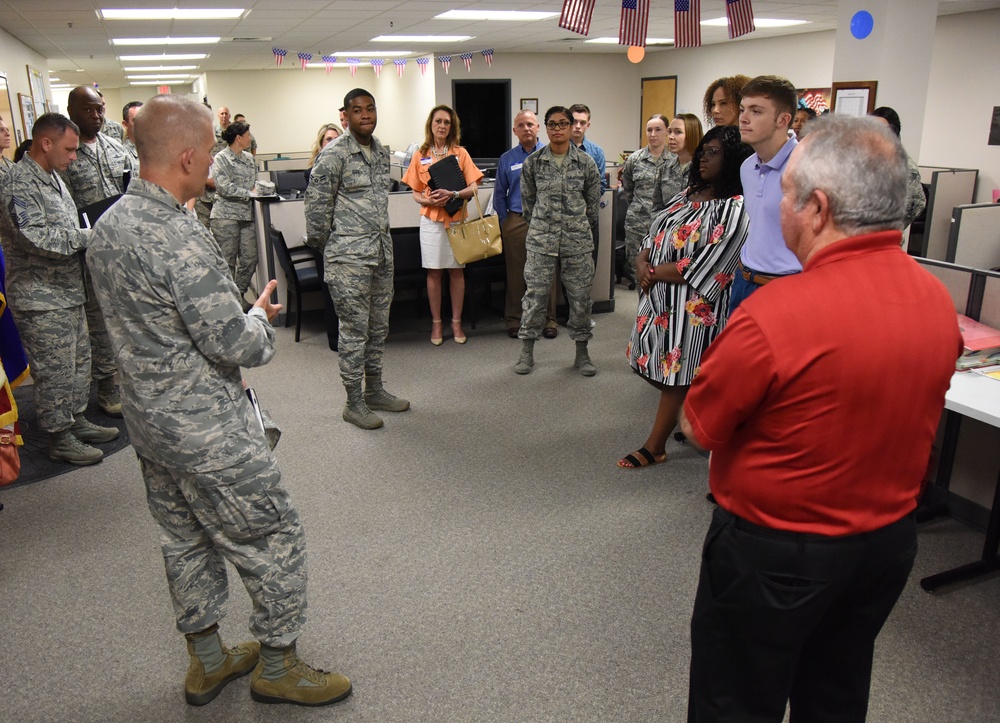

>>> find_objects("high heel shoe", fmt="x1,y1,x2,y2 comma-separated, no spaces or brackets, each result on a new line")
451,319,467,344
430,319,444,346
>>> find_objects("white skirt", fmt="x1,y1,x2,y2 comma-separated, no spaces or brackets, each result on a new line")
419,215,465,269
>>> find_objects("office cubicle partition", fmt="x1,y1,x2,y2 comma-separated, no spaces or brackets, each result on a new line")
915,257,979,315
947,203,1000,269
915,166,978,261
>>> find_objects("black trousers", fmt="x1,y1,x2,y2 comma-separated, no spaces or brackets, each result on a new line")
688,506,917,723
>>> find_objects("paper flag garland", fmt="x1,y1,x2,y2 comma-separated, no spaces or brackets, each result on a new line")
371,58,384,78
460,52,474,71
297,52,312,70
273,48,287,66
438,55,451,74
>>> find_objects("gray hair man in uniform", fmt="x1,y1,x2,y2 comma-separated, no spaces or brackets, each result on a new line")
305,88,409,429
3,113,119,465
87,94,351,708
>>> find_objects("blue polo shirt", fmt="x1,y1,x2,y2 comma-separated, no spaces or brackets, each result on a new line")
739,136,801,275
494,140,542,225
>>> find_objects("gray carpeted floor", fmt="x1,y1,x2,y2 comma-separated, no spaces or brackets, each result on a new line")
1,291,998,722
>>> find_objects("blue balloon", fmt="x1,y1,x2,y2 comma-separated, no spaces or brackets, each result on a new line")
851,10,874,40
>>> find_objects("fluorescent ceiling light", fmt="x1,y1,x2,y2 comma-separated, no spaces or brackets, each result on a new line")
123,65,198,71
332,51,410,57
119,54,208,61
701,17,809,28
585,37,673,44
130,80,193,86
304,63,351,69
112,37,220,46
101,8,244,20
435,10,557,21
126,75,192,80
371,35,473,43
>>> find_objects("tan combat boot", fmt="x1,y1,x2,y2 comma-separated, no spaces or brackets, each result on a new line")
184,624,260,706
250,643,352,707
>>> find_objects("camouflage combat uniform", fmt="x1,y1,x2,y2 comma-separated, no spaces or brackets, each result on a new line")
304,132,393,404
210,146,258,296
903,155,926,229
61,133,134,387
193,130,228,229
621,146,666,269
3,154,92,433
87,178,306,646
123,137,139,175
101,118,126,144
519,144,601,342
651,154,690,214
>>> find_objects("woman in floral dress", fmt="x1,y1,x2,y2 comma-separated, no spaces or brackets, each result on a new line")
619,125,752,469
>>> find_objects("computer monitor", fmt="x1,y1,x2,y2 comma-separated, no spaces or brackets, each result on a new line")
271,169,310,198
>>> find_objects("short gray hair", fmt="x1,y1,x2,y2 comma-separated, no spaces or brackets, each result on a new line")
788,115,908,235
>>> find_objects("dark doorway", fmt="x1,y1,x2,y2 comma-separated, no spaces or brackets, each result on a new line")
452,79,510,160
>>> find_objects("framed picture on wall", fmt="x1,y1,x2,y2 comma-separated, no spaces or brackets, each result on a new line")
26,65,45,105
520,98,538,114
19,93,35,138
830,81,877,117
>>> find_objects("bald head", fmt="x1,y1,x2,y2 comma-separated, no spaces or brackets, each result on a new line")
67,86,105,139
134,95,213,170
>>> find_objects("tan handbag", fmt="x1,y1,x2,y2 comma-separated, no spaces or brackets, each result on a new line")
446,193,503,264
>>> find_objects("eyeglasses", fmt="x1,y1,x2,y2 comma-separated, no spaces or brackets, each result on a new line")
697,147,723,159
545,121,571,130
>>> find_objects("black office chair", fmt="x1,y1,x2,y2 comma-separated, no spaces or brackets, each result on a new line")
268,226,331,342
613,190,636,289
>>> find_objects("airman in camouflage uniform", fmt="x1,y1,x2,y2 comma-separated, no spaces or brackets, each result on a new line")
651,153,691,214
210,122,258,299
305,88,408,430
621,145,666,269
64,85,136,418
2,113,119,465
121,100,143,175
87,94,351,708
515,106,602,377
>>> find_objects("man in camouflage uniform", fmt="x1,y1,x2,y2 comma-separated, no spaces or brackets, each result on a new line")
0,115,14,176
87,94,351,708
192,106,229,228
3,113,118,465
305,88,408,430
121,100,142,173
515,105,602,377
64,85,135,417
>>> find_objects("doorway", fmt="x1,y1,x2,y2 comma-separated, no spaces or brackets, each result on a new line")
452,79,511,160
640,76,677,148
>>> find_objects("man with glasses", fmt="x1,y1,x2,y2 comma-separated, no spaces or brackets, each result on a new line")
514,106,601,377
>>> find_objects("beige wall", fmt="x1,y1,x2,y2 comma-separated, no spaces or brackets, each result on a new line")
920,9,1000,204
0,26,50,144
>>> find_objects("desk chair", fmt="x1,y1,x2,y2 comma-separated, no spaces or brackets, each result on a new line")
268,226,332,342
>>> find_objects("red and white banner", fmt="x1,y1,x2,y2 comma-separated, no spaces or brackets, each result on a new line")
619,0,650,47
726,0,755,39
558,0,596,36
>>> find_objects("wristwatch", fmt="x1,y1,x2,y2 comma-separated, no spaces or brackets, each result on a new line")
452,190,460,200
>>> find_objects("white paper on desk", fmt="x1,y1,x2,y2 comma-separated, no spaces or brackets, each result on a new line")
971,364,1000,381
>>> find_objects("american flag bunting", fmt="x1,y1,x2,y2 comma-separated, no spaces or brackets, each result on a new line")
371,58,384,78
347,58,360,77
726,0,755,39
481,48,494,67
394,58,407,77
272,48,287,66
297,52,311,70
439,55,451,75
558,0,597,36
674,0,701,48
322,55,336,75
460,52,474,71
619,0,650,47
417,57,430,75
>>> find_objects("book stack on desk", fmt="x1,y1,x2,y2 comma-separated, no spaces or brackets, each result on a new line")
957,314,1000,370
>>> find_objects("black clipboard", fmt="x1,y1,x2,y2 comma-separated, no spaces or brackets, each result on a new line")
427,155,466,216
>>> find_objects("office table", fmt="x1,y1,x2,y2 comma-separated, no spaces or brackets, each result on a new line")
920,371,1000,591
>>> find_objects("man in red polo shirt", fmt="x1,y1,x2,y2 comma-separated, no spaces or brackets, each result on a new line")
680,115,962,722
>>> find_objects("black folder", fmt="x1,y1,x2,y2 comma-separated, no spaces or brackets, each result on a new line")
427,155,467,216
78,194,122,228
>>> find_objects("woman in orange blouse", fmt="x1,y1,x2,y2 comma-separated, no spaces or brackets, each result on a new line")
402,105,484,345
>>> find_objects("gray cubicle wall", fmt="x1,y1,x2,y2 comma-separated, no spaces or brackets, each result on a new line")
916,166,978,261
947,203,1000,269
915,257,978,314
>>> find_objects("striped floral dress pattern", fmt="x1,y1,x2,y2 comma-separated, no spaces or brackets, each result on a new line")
627,192,749,385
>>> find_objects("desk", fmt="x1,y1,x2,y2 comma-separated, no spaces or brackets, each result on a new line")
920,372,1000,591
